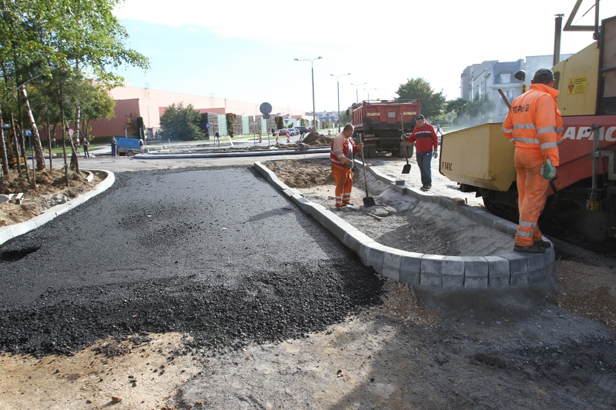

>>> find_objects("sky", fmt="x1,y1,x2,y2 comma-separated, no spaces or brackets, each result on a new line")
112,0,616,114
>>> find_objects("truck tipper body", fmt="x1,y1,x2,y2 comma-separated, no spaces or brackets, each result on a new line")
351,99,421,157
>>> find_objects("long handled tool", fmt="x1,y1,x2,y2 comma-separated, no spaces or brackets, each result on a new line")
359,134,376,208
401,114,411,174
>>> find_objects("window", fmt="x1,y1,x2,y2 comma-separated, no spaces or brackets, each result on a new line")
500,73,511,84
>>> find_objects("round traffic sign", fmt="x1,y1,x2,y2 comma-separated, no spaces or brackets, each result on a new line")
259,102,272,115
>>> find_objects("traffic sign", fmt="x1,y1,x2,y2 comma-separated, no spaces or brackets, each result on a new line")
259,102,272,115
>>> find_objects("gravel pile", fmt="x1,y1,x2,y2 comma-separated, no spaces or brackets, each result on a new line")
0,259,383,357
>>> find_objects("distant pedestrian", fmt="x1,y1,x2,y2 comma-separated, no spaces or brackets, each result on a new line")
139,138,144,153
110,136,117,157
82,138,90,158
405,115,439,191
215,131,220,146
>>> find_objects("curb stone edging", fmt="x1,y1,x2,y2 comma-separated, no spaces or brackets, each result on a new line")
254,160,554,288
0,170,115,246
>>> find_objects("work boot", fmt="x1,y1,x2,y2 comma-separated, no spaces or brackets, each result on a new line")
343,201,354,206
534,239,552,248
420,186,430,191
513,244,546,254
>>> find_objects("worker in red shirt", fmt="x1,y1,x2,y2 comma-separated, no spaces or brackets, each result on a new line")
330,124,363,208
405,115,439,191
502,68,563,254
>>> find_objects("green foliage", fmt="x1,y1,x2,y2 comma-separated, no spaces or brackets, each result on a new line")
225,113,236,137
451,96,496,126
338,109,351,125
274,116,283,130
445,98,468,116
395,78,446,120
160,103,204,141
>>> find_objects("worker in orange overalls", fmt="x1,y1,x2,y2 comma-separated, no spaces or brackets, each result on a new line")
502,68,563,254
330,124,363,208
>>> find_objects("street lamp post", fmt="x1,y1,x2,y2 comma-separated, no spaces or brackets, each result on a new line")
364,87,377,101
294,56,322,132
351,82,367,104
330,73,351,132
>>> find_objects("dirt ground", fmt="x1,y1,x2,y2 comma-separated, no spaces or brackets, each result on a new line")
0,167,100,227
2,156,616,409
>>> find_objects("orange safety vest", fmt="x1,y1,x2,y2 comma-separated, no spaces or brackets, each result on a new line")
502,83,563,166
330,132,358,169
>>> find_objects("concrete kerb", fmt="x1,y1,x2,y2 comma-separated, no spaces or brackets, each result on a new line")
254,160,554,288
0,170,115,247
135,148,330,160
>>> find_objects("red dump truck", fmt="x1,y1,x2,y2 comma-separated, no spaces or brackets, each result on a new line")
351,99,421,158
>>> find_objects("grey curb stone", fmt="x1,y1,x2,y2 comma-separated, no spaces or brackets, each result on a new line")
0,170,115,246
382,250,403,281
400,252,423,285
485,256,511,287
501,253,529,286
254,160,556,289
342,230,375,255
463,256,489,288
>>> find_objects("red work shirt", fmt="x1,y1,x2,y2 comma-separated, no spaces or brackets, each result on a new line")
405,123,438,152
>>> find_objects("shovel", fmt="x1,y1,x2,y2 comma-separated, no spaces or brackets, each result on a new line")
401,114,411,174
359,134,376,208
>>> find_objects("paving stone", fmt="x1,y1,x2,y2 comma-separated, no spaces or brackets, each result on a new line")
441,256,465,287
342,230,374,255
420,255,445,287
382,250,403,281
399,252,422,285
502,253,529,286
485,256,510,287
462,256,489,288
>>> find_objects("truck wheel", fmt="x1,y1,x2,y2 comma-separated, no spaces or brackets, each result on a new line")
398,145,413,158
363,145,377,158
127,150,134,156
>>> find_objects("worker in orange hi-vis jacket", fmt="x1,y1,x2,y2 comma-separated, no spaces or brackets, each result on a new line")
330,124,363,208
502,68,564,254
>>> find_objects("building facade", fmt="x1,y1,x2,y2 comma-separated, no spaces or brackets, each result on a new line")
89,86,310,140
460,54,573,119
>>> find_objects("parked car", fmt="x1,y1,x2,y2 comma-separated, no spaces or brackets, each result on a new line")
277,129,289,136
288,128,298,136
296,126,308,135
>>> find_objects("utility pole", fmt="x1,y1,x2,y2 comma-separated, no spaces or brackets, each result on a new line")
331,73,351,132
294,56,322,131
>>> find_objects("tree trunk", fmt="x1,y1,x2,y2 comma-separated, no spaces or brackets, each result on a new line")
0,105,9,175
10,114,23,178
59,80,70,187
20,87,46,170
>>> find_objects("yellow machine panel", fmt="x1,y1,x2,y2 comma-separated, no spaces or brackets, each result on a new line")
440,123,515,192
553,43,600,116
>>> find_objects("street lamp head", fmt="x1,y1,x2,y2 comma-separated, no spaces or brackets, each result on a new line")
317,56,322,60
294,58,299,61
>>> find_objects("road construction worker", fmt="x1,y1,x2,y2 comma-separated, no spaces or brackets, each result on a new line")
502,68,563,254
405,114,439,191
330,124,363,208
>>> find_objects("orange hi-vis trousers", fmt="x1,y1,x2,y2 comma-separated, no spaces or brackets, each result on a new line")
514,148,550,247
331,165,352,207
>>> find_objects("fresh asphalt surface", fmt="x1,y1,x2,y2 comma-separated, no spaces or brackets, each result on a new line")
0,166,382,356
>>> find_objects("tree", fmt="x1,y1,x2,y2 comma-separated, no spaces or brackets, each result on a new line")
0,0,149,173
225,113,236,138
274,116,284,130
395,78,446,120
160,103,204,141
451,96,496,127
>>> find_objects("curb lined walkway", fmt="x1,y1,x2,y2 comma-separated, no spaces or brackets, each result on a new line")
254,160,555,289
133,148,330,160
0,170,115,246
